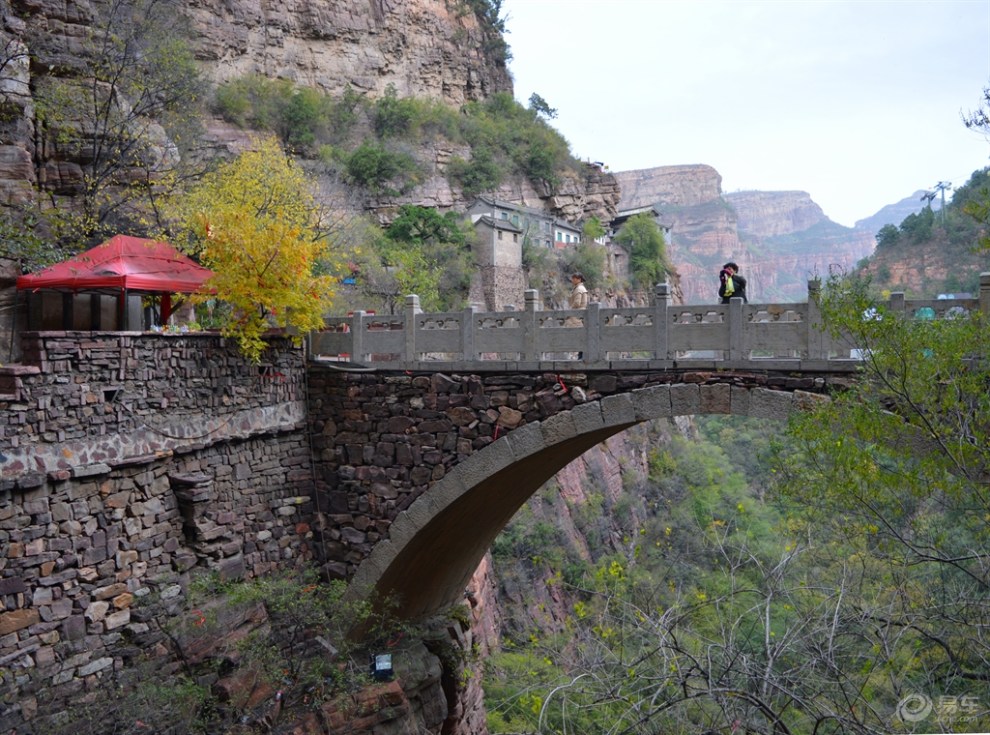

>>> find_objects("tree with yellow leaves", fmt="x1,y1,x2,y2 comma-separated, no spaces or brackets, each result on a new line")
175,136,337,361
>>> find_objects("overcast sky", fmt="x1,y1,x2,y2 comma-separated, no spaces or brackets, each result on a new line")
501,0,990,227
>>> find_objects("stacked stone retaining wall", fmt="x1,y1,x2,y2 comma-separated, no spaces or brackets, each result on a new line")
0,332,317,730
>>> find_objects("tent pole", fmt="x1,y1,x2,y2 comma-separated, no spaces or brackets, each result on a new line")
62,292,72,329
90,293,101,330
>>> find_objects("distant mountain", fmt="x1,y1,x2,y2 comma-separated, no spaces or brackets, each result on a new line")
853,169,990,298
854,190,942,236
613,166,874,303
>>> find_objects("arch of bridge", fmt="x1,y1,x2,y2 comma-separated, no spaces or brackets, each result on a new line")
347,380,830,622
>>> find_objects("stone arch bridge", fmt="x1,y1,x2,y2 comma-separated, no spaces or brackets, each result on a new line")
309,367,842,622
308,277,989,621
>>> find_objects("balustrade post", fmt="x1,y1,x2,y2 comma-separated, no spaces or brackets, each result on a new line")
350,310,366,363
980,272,990,317
523,289,540,362
653,282,670,360
728,297,744,362
462,304,478,362
405,294,421,363
585,302,601,363
806,278,824,360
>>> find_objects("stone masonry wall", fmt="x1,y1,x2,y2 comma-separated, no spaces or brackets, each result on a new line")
0,333,316,731
0,332,304,472
306,369,582,581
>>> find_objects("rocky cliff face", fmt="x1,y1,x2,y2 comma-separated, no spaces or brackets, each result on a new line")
726,190,828,237
489,420,683,639
179,0,509,105
186,0,510,104
615,163,724,208
726,190,876,299
0,0,510,204
183,0,620,225
614,166,875,303
363,152,621,229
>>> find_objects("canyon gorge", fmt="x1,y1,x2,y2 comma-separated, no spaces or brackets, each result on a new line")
0,2,953,733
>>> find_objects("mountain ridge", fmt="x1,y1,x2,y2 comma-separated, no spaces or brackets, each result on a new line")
614,165,889,302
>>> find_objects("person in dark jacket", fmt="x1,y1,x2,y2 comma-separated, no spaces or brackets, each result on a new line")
718,261,748,303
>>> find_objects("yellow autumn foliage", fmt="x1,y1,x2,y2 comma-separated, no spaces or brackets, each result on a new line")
176,136,336,361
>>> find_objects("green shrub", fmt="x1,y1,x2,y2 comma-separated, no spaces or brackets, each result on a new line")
416,98,462,140
326,85,363,143
372,84,418,139
212,74,581,197
372,86,463,142
212,80,252,126
562,242,607,290
459,93,575,191
344,142,420,195
213,76,360,151
448,148,502,196
279,87,331,150
212,74,293,131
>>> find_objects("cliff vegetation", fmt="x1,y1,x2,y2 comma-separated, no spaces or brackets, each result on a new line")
854,167,990,297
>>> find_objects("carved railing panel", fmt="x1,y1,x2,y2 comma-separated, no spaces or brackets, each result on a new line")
308,276,990,371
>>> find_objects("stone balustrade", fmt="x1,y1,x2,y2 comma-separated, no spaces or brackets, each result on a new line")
310,274,990,372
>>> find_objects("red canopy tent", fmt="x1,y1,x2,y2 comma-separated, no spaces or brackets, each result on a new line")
16,234,214,326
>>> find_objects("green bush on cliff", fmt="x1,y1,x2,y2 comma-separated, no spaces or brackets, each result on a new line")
371,84,462,140
448,146,503,197
344,142,421,195
211,76,580,196
213,75,360,150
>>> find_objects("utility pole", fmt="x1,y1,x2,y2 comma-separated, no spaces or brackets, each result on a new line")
933,181,951,225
